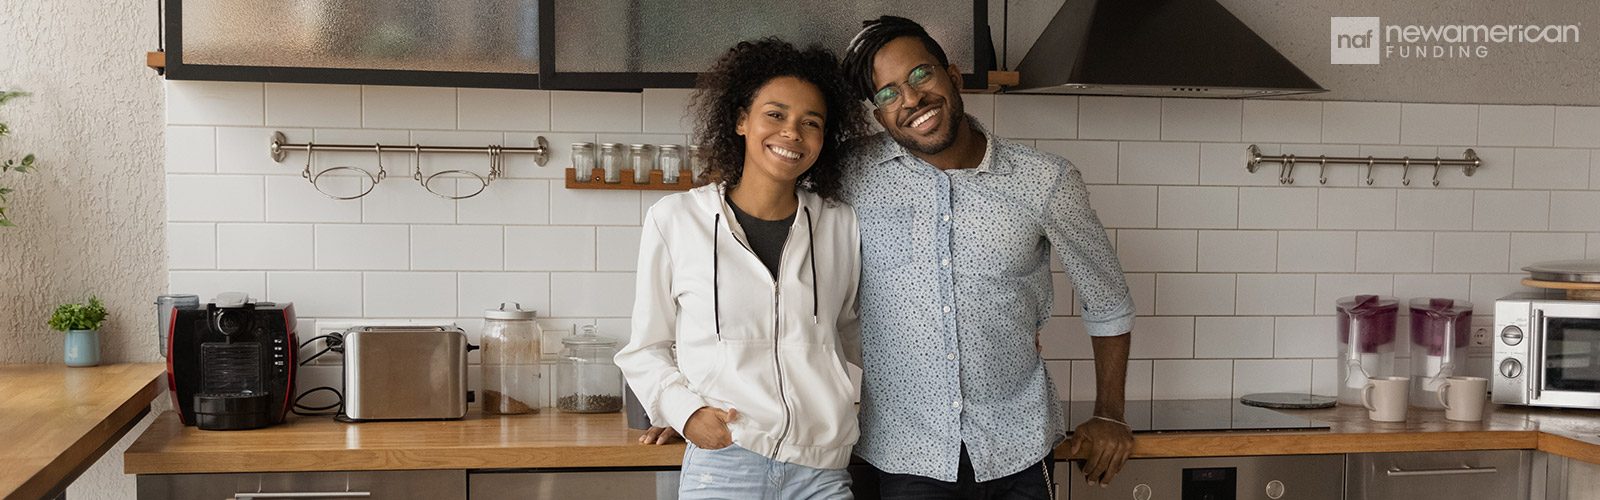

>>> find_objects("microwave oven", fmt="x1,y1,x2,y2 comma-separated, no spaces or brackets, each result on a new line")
1493,291,1600,409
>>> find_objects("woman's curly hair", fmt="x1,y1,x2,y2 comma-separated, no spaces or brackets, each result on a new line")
691,38,869,200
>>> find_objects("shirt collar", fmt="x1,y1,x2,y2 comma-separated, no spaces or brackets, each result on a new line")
862,115,1009,175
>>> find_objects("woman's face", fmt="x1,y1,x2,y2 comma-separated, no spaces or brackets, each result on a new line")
736,76,827,186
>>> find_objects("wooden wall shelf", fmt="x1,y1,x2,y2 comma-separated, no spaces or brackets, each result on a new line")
564,168,703,191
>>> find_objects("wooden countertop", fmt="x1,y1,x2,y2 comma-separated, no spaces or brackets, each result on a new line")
0,363,166,500
125,400,1600,475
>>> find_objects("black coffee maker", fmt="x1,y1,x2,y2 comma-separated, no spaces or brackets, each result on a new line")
167,293,297,430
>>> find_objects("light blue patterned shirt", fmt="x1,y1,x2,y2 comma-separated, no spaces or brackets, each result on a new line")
840,120,1135,482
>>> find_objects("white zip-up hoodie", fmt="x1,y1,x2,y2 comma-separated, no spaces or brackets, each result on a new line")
616,183,862,470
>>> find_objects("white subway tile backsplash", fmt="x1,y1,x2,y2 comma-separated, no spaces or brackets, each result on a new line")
167,175,264,222
457,179,550,225
168,223,217,270
1396,189,1473,231
596,227,643,272
458,272,551,319
169,271,267,300
1194,317,1274,359
265,175,362,223
360,178,457,224
1155,273,1235,315
548,187,641,225
1125,273,1156,317
1161,99,1241,143
1554,106,1600,148
1129,317,1195,359
1401,104,1477,146
265,83,362,128
641,89,694,134
1438,146,1514,189
550,91,642,133
363,86,456,129
266,272,362,317
1046,360,1073,400
1242,101,1321,144
1152,360,1233,399
1514,148,1591,190
1311,358,1339,396
166,126,216,173
412,225,503,271
1197,230,1275,272
1085,186,1156,228
1158,186,1237,229
1321,102,1401,145
1392,274,1471,303
1036,140,1118,185
364,272,457,317
1478,105,1554,147
994,95,1077,139
1039,316,1092,360
549,273,635,317
1590,234,1600,259
1274,316,1335,358
1550,191,1600,232
1200,143,1279,187
1078,97,1161,140
506,226,596,271
1318,188,1396,230
1232,359,1312,398
1434,232,1510,273
1119,142,1199,184
1117,230,1197,272
216,224,314,270
1238,187,1317,229
1314,274,1393,315
1511,233,1587,271
1356,231,1433,273
458,88,550,131
315,224,409,270
216,127,312,175
964,94,996,131
1277,231,1356,272
167,81,264,126
1236,274,1315,315
1072,359,1154,401
1469,274,1536,309
1473,190,1548,231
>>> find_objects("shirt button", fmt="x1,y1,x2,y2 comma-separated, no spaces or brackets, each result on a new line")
947,353,955,360
943,306,951,313
942,214,950,222
952,401,962,408
941,259,950,266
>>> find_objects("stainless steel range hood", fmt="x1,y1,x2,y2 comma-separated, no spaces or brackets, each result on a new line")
1011,0,1325,98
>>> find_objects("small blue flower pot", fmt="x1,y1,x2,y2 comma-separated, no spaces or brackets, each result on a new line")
65,329,100,367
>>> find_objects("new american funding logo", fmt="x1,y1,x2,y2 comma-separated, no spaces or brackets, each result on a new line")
1330,17,1581,64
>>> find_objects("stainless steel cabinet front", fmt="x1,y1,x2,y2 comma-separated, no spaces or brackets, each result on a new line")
136,470,466,500
469,469,680,499
1348,450,1530,500
1062,455,1344,500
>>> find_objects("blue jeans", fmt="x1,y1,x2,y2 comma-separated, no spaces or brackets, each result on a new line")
678,443,853,500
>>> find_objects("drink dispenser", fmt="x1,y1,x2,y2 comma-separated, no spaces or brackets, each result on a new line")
1337,295,1399,406
1409,298,1472,409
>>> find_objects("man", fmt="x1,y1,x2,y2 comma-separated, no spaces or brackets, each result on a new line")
837,16,1135,497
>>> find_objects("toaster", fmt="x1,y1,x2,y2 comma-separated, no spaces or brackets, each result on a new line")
342,326,472,421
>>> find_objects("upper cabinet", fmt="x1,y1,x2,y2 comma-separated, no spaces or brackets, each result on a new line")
162,0,988,91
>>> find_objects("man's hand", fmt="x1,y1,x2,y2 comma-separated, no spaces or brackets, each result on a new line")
1067,417,1133,487
638,426,682,445
682,407,739,449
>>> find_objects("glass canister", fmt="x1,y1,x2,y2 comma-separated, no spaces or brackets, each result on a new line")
600,143,625,183
687,144,708,182
629,144,655,184
1409,298,1473,409
571,142,596,183
481,302,543,415
658,144,683,184
556,325,624,413
1336,295,1399,406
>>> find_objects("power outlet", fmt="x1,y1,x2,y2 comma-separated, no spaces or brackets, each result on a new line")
1471,327,1492,347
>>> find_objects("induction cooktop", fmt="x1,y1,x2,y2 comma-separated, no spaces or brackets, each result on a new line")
1064,399,1331,433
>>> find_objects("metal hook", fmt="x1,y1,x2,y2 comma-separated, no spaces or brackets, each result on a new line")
1430,158,1442,187
1317,155,1329,185
1401,157,1412,186
1364,156,1375,186
1280,155,1297,184
412,144,424,182
301,141,315,179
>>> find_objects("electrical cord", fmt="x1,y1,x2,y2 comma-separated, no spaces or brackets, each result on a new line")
292,386,345,417
298,332,345,366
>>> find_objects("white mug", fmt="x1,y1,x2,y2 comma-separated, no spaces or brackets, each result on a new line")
1437,376,1488,421
1363,376,1411,422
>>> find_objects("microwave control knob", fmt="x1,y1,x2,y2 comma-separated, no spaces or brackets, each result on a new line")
1265,480,1286,499
1499,358,1523,379
1500,325,1524,346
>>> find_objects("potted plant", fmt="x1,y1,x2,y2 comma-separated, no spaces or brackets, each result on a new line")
1,89,39,227
49,297,108,367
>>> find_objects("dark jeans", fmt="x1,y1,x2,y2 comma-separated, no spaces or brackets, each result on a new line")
875,446,1057,500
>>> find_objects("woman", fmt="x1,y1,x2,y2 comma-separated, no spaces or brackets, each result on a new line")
615,38,868,499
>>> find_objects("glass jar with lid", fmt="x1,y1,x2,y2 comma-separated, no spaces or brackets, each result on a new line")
556,325,624,413
687,144,708,182
629,144,655,184
600,143,625,184
570,142,596,183
658,144,683,184
480,302,542,415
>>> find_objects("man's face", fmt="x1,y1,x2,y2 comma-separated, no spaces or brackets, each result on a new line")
869,37,966,156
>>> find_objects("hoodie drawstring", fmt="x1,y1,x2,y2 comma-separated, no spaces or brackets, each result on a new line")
712,205,820,336
804,206,817,324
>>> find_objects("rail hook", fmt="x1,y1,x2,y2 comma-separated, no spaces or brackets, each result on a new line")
1364,156,1376,186
1400,157,1412,186
1280,155,1296,185
1317,155,1329,185
1430,158,1443,187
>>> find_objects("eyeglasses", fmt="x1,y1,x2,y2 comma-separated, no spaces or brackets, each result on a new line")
871,64,939,108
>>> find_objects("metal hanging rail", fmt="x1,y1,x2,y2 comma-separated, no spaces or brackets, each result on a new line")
269,132,549,165
1246,144,1481,187
267,131,549,200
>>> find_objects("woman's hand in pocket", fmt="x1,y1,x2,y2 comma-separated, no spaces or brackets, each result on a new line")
683,407,739,449
639,426,683,445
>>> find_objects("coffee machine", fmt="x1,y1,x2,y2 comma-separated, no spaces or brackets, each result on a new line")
167,293,297,430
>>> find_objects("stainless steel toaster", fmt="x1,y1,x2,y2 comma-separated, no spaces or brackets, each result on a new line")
342,326,471,420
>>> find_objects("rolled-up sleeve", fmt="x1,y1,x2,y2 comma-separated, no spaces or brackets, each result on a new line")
1042,161,1135,337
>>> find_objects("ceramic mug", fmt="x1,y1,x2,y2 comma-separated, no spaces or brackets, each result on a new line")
1437,376,1488,421
1363,376,1411,422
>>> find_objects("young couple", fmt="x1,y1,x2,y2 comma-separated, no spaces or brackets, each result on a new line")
616,16,1137,500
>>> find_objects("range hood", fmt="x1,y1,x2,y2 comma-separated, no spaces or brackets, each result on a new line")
1011,0,1325,98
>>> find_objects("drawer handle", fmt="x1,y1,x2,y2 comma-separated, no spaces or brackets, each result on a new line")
1386,465,1498,477
232,493,372,499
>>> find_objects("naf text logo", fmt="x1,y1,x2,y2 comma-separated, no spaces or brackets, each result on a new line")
1330,17,1381,64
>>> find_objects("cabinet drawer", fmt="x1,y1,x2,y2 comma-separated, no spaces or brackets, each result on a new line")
1348,450,1529,500
470,469,679,499
136,470,465,500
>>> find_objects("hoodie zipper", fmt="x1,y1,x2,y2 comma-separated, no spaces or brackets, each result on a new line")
717,197,797,461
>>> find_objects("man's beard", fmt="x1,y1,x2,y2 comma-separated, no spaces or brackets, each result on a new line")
889,98,965,156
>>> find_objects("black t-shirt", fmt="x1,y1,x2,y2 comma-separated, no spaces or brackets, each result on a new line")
726,196,795,280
